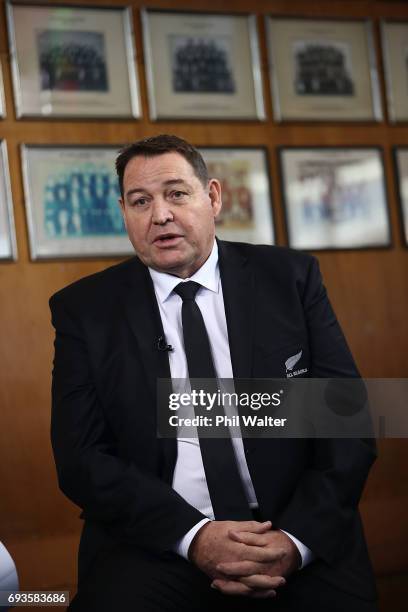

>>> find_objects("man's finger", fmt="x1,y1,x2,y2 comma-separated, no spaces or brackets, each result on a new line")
217,557,286,578
213,580,277,600
244,545,286,564
228,530,268,546
240,574,285,590
235,520,272,533
217,560,260,576
211,579,252,596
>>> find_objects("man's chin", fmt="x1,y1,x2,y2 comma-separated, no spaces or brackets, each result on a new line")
150,255,192,277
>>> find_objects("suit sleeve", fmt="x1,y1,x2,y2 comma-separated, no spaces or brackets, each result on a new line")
274,256,377,565
50,292,206,554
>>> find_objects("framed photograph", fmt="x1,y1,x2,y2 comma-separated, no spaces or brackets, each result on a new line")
279,147,390,250
266,17,382,122
381,21,408,122
7,2,140,118
200,147,274,244
394,148,408,246
21,145,134,260
0,141,17,261
0,63,6,118
142,9,265,120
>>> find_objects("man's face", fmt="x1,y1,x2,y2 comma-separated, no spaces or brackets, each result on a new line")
119,152,222,278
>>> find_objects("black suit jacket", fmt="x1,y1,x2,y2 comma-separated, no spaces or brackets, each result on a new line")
50,240,377,600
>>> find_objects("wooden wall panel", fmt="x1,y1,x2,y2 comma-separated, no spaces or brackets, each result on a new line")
0,0,407,602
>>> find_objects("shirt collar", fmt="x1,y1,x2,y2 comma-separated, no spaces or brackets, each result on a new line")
149,240,219,303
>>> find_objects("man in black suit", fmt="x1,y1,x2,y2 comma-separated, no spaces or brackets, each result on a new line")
50,135,378,611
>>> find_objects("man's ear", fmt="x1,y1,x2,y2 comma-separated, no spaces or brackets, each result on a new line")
208,179,222,218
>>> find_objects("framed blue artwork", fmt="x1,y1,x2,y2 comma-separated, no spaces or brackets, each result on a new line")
21,144,133,260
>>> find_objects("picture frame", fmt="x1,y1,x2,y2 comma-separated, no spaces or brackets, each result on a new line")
279,147,391,250
141,9,265,120
265,17,382,122
21,145,134,260
0,141,18,261
0,63,6,118
6,2,141,118
199,147,274,245
381,21,408,123
393,148,408,246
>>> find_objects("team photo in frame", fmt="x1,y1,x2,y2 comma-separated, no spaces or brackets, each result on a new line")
0,141,17,261
279,147,391,251
266,17,382,122
6,2,141,118
21,145,134,260
142,9,265,120
199,147,275,245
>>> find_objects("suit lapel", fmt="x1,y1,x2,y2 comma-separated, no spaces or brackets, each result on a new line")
218,240,255,379
218,241,259,456
120,259,171,393
119,259,176,482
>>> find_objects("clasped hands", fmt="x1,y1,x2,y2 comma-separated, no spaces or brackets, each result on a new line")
189,520,300,599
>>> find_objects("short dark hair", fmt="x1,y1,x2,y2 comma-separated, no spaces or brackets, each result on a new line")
115,134,209,198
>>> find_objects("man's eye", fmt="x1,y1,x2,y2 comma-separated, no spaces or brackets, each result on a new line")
172,191,186,199
131,198,148,207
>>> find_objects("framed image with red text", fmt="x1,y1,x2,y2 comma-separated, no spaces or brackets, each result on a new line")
200,147,275,245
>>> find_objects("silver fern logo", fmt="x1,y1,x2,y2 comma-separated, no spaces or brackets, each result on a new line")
285,350,303,373
285,349,308,377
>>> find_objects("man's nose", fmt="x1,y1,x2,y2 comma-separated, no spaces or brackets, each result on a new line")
151,199,174,225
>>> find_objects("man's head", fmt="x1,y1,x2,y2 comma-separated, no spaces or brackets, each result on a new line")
116,135,222,278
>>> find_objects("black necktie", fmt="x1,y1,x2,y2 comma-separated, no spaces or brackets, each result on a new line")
173,280,252,521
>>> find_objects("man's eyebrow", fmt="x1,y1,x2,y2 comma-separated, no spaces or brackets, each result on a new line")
125,187,148,198
125,178,190,198
162,178,190,188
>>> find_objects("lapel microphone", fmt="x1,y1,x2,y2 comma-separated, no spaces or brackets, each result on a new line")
157,336,173,352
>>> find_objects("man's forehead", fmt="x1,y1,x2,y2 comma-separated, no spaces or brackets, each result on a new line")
123,152,197,186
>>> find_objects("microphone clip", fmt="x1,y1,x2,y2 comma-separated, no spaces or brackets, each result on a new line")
157,336,173,352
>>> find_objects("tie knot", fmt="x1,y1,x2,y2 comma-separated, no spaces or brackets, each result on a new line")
174,280,201,301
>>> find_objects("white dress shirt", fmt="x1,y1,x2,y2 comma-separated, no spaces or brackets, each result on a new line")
149,241,313,568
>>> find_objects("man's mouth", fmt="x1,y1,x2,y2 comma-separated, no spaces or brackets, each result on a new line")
153,234,183,247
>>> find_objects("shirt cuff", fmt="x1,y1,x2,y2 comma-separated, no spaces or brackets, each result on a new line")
173,518,212,561
280,530,315,569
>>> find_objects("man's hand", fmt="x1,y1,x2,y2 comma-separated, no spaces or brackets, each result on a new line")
211,529,301,597
188,520,286,598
